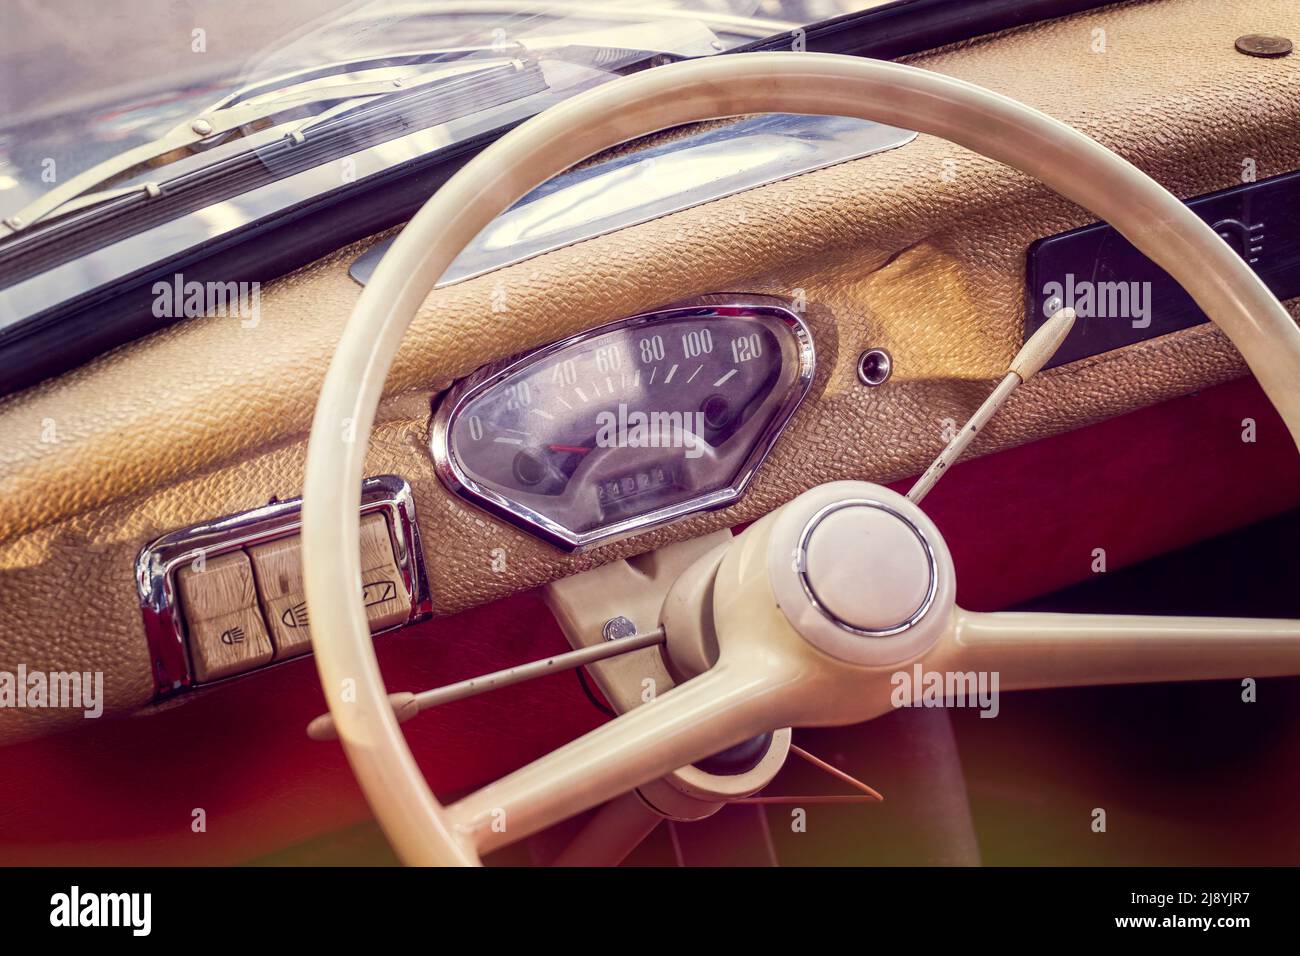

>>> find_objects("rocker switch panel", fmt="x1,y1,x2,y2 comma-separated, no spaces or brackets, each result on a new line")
137,475,430,699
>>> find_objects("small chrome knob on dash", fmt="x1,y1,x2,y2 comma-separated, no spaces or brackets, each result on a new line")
856,348,892,386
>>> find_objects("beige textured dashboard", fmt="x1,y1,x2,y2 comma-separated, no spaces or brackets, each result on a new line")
2,0,1299,740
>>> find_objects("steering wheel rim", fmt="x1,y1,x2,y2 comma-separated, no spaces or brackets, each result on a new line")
302,52,1300,866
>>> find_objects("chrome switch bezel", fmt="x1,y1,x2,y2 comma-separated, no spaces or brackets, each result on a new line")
135,474,431,699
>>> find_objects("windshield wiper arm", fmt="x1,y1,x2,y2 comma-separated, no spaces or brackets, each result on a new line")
0,54,522,237
0,19,721,240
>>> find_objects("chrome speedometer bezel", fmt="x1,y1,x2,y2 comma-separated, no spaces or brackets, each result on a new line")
429,294,816,552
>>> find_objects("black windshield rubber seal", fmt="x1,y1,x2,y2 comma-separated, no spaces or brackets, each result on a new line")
732,0,1113,57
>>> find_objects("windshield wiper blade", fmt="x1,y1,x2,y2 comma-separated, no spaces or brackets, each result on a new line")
0,55,522,238
0,20,720,241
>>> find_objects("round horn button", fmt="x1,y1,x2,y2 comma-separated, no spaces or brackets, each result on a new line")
800,502,935,635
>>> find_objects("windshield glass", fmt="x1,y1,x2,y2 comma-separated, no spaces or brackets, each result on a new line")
0,1,892,224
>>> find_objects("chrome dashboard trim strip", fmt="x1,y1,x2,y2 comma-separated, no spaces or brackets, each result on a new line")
135,474,431,699
429,294,815,552
349,113,916,287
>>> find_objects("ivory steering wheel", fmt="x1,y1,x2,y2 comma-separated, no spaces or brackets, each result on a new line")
301,53,1300,866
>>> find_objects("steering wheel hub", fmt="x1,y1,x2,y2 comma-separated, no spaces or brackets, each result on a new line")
766,482,956,667
797,500,938,636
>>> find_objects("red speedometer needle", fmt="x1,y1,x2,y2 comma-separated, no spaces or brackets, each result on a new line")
548,444,591,455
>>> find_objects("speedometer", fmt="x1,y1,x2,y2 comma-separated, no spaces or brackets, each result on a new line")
430,295,815,550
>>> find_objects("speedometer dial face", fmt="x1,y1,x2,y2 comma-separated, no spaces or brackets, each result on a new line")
431,297,815,550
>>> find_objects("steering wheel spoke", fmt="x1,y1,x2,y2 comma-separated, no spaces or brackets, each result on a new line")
445,661,801,855
936,609,1300,691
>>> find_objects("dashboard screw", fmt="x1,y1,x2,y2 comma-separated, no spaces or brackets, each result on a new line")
1235,34,1292,58
602,616,638,642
